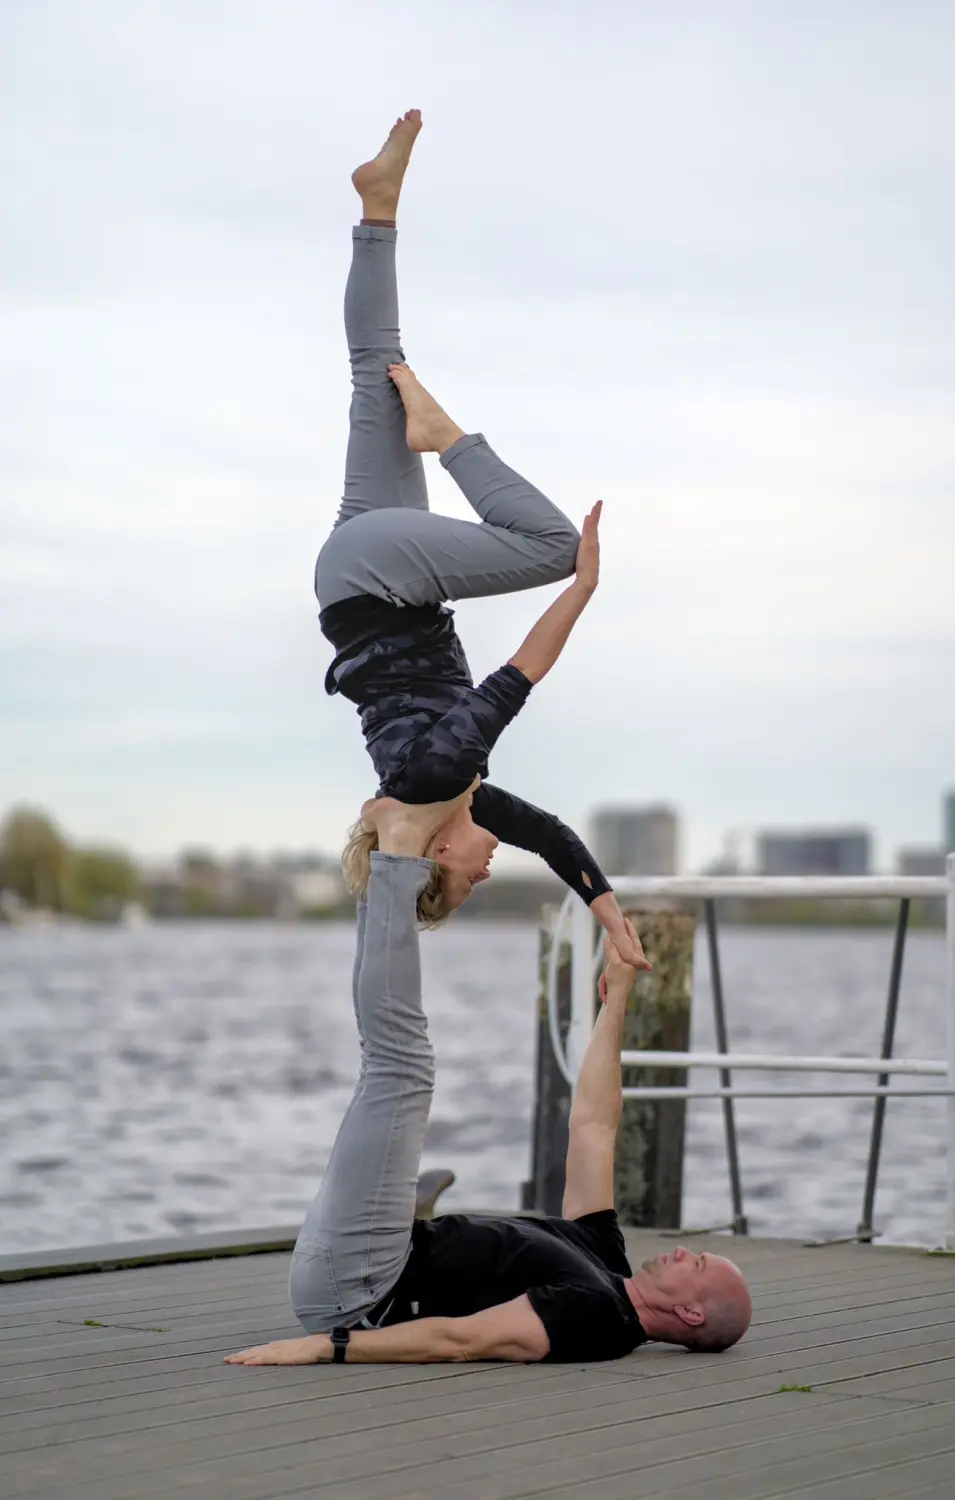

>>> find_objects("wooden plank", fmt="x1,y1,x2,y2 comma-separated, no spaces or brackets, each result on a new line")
10,1318,954,1460
0,1343,562,1407
0,1376,614,1451
5,1319,951,1429
743,1289,955,1338
534,1429,955,1500
780,1451,955,1500
0,1262,289,1317
816,1358,955,1399
0,1332,923,1458
0,1252,288,1300
27,1390,955,1500
6,1329,953,1492
0,1226,299,1283
329,1406,955,1500
0,1348,581,1414
4,1235,955,1500
0,1361,644,1447
0,1362,639,1450
0,1304,295,1368
6,1275,949,1374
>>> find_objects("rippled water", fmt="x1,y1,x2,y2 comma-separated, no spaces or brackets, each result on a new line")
0,921,948,1254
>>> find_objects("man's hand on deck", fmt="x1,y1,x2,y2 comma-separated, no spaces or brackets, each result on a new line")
225,1300,548,1365
225,1335,328,1365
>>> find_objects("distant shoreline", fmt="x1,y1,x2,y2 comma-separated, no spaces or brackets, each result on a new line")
1,899,944,931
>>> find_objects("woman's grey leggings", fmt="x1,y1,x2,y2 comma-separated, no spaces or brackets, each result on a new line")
314,225,581,610
289,853,435,1332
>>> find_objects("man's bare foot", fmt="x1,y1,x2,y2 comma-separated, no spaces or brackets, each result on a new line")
352,110,423,221
387,364,466,454
367,779,479,856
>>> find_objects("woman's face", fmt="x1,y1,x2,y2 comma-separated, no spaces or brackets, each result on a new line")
429,807,499,911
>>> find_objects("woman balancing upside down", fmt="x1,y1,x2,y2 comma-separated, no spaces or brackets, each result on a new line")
316,109,649,968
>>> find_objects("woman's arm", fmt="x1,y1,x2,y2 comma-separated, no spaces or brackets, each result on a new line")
473,784,651,970
507,502,601,685
472,783,610,904
589,892,652,971
381,506,601,801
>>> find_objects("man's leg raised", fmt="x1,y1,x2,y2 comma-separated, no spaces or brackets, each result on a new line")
289,792,472,1333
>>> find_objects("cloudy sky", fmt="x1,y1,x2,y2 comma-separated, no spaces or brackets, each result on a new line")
2,0,953,872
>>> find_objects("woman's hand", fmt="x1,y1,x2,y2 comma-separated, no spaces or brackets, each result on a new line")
598,926,644,1003
590,893,652,979
573,500,602,595
597,920,650,1002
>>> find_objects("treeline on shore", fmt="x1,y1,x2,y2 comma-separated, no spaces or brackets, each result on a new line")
0,806,344,923
0,808,140,921
0,806,944,927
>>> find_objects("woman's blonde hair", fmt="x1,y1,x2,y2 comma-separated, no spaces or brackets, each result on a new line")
341,817,454,929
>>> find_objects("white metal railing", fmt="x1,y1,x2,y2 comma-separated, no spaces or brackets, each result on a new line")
545,859,955,1249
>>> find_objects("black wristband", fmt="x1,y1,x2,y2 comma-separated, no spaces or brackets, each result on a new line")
330,1326,350,1364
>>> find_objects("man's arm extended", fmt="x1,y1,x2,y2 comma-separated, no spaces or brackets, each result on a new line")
224,1295,550,1366
561,930,638,1220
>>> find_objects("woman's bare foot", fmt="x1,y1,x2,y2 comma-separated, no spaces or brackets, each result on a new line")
387,364,466,454
368,779,479,856
352,110,423,221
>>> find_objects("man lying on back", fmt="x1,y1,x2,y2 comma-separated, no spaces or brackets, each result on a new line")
226,810,751,1367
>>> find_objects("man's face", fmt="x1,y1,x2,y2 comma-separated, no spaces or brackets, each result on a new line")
640,1244,745,1319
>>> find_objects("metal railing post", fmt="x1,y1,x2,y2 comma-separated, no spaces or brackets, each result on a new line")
946,856,955,1251
566,897,596,1083
857,898,910,1243
703,899,748,1235
545,873,949,1243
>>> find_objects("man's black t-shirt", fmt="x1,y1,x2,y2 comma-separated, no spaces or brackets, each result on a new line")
374,1211,646,1363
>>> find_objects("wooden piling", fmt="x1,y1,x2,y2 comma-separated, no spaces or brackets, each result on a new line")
614,906,696,1228
522,908,572,1216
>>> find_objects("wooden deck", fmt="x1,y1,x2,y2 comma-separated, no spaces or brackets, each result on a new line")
2,1229,955,1500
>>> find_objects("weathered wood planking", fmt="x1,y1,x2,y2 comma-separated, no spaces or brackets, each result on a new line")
1,1230,953,1500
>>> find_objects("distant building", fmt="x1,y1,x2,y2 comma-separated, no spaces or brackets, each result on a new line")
897,847,947,925
896,848,947,878
284,866,346,914
141,850,346,918
227,853,346,916
757,828,871,877
589,805,679,877
945,790,955,855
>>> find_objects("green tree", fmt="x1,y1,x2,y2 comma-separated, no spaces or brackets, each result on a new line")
0,807,72,910
68,847,141,919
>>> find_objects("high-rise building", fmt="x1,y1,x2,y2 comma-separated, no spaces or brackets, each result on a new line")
757,828,871,877
944,790,955,855
897,848,947,878
589,805,679,877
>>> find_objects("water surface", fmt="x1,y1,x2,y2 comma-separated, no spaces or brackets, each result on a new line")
0,921,947,1253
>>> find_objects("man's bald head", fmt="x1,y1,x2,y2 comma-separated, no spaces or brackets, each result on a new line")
629,1245,752,1351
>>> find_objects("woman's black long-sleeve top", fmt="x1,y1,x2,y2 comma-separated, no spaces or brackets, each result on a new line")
320,596,611,906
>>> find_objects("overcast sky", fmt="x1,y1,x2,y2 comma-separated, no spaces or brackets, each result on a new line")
2,0,953,872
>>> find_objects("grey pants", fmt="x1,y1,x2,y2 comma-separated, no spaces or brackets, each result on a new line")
289,854,435,1332
314,225,580,610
